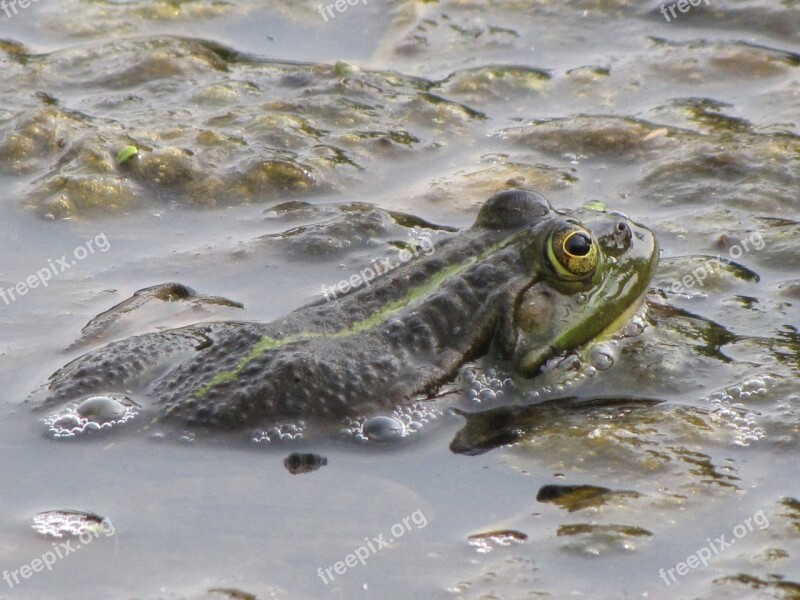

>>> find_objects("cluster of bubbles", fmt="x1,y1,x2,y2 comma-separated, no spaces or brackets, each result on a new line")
32,510,108,539
462,313,650,405
341,401,443,443
460,367,514,406
251,422,306,444
44,394,139,439
705,375,770,447
523,341,618,400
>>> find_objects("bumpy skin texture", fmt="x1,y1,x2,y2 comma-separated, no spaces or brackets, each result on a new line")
42,190,553,429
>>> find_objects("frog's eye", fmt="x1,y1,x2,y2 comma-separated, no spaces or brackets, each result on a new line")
548,225,598,279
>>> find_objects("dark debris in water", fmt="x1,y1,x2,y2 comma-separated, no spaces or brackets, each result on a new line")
713,573,800,596
556,523,652,537
536,484,639,512
467,529,528,554
779,497,800,534
206,588,257,600
283,452,327,475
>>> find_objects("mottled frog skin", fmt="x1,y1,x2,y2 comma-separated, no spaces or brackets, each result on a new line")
39,190,658,430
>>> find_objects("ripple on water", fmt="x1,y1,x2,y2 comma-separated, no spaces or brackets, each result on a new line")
44,394,139,439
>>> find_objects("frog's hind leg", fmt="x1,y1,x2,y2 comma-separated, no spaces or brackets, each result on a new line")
35,326,214,409
66,283,243,352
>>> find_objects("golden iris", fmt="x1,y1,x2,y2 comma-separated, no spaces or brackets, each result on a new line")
547,225,598,279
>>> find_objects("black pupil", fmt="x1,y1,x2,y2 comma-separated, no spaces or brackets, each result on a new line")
565,232,591,256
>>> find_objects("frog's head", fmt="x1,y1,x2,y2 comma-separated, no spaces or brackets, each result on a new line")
476,190,658,376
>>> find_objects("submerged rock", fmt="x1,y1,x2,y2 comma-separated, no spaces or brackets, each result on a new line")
0,37,483,219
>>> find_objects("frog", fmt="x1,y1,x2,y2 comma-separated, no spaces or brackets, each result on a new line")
36,189,658,433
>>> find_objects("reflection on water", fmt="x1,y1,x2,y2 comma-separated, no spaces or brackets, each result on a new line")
0,0,798,598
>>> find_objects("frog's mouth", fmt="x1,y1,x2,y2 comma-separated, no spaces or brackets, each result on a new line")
514,217,658,377
594,286,650,341
515,287,650,377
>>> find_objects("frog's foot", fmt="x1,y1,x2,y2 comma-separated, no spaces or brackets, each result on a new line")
68,283,243,351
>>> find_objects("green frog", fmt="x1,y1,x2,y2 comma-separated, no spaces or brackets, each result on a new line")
38,190,658,432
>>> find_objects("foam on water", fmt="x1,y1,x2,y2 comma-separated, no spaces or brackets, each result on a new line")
704,375,771,447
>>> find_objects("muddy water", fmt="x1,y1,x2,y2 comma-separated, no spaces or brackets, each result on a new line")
0,1,798,599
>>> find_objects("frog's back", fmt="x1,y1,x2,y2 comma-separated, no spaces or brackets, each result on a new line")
40,190,555,430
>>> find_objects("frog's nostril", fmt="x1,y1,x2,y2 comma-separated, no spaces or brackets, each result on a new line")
615,222,632,244
599,221,633,251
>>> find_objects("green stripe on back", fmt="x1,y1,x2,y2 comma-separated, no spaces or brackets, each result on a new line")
195,233,520,397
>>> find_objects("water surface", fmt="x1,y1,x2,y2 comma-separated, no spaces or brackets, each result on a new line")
0,1,798,598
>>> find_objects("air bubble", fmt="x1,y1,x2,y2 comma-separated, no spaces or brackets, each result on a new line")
77,396,130,423
622,316,646,337
460,368,477,384
251,422,308,444
478,389,496,402
342,401,443,443
44,394,139,439
363,415,405,441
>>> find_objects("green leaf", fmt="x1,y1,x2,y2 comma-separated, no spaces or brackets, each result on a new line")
582,200,607,212
116,145,138,165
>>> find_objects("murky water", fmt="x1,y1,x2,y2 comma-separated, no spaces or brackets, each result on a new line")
0,1,798,598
